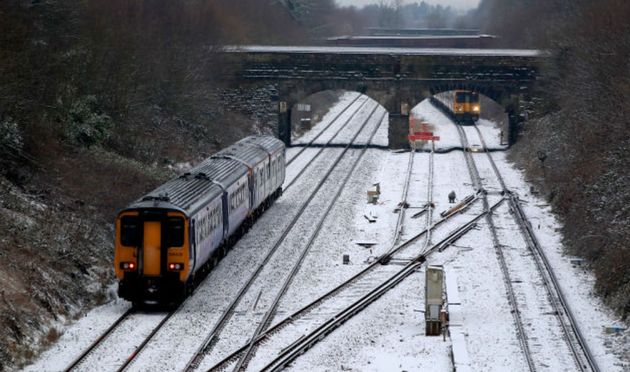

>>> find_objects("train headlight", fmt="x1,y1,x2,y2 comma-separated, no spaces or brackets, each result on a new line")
120,262,137,271
168,263,184,271
473,106,480,112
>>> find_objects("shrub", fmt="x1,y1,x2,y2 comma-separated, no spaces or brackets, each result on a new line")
65,95,112,148
0,118,23,155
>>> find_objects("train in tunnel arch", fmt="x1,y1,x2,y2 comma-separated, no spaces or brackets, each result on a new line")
432,90,481,124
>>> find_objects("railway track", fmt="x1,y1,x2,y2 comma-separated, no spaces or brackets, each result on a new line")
62,308,134,372
283,96,369,192
61,306,179,372
63,98,377,372
451,110,599,372
181,101,385,371
256,200,505,371
283,94,370,193
285,93,362,166
454,122,536,372
470,125,600,372
391,150,415,246
204,182,483,371
229,107,388,372
232,133,439,371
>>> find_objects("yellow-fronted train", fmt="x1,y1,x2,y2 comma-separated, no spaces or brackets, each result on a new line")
431,90,480,124
114,135,285,306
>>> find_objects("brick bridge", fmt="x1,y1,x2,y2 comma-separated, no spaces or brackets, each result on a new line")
217,46,544,148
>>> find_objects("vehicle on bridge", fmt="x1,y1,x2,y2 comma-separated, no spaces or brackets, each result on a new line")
114,135,285,305
432,90,481,124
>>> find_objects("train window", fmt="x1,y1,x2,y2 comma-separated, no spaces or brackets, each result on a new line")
230,183,247,211
164,217,185,247
120,216,140,246
195,205,219,244
455,91,480,103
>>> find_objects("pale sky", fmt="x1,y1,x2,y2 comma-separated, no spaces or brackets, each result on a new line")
336,0,480,11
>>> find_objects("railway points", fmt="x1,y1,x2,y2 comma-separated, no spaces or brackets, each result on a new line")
30,93,623,372
451,105,600,372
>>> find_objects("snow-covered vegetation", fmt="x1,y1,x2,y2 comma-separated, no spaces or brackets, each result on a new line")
476,0,630,319
0,0,627,369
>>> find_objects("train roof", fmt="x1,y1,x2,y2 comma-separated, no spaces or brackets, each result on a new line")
119,135,282,216
123,157,247,216
193,157,248,190
238,135,285,154
213,141,268,169
125,175,224,215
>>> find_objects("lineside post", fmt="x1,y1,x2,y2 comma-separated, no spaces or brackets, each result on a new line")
278,101,291,146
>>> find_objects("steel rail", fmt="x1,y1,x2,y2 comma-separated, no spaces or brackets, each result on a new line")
472,125,600,372
205,195,482,372
285,94,363,166
509,196,599,372
261,261,424,372
391,150,416,247
231,108,387,372
282,98,370,192
260,200,505,372
63,308,134,372
420,146,435,253
117,310,178,372
454,120,536,372
183,102,381,372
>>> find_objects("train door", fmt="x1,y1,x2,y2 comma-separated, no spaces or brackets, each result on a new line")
270,156,276,192
222,192,229,238
141,215,186,277
143,221,162,276
267,161,273,195
255,163,265,208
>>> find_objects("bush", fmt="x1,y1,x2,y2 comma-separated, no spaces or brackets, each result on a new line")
65,95,112,148
0,118,23,154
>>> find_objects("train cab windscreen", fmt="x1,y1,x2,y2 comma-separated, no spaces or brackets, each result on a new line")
119,215,185,247
455,91,479,104
120,216,140,246
164,217,185,247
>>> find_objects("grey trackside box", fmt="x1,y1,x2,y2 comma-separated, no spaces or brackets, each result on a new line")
425,265,444,336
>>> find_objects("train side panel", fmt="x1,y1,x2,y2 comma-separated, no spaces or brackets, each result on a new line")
241,135,286,197
225,173,250,236
190,196,224,274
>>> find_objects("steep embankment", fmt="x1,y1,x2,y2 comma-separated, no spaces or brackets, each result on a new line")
0,148,169,370
508,115,630,318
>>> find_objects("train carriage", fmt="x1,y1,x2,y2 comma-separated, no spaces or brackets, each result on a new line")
240,135,285,204
213,141,269,213
114,135,285,305
432,90,480,124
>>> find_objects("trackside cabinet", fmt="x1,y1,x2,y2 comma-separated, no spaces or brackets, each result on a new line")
425,265,445,336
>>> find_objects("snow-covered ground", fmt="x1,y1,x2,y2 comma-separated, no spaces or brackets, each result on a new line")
27,96,628,372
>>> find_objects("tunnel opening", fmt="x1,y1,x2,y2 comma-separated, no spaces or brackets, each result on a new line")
288,90,387,146
394,90,510,151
